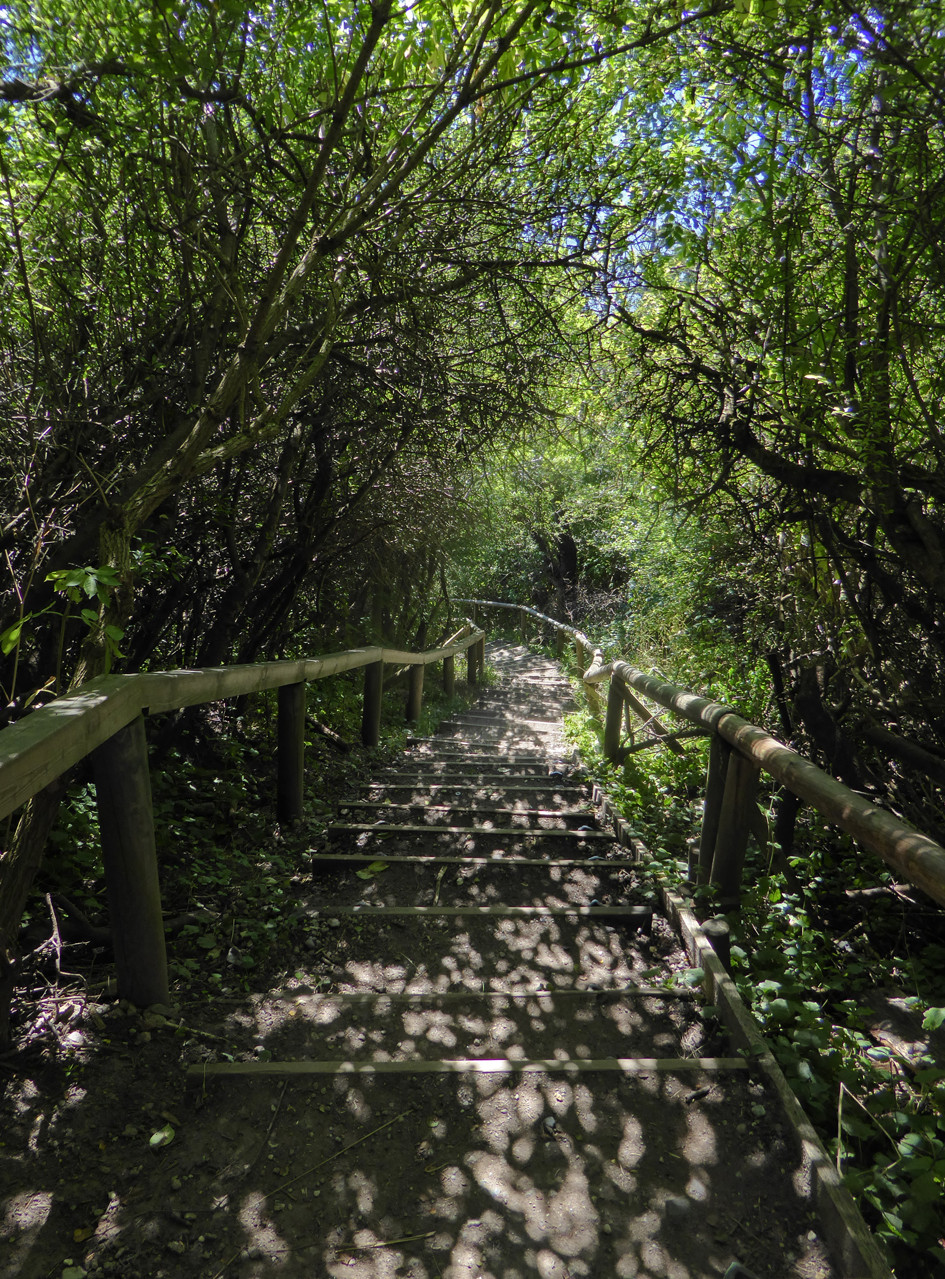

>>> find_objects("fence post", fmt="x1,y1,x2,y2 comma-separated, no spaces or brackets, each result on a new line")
575,637,586,671
555,629,565,659
477,635,486,681
406,663,424,723
277,681,306,824
710,748,760,908
604,675,624,761
695,734,730,883
92,714,169,1007
519,608,527,642
361,659,384,747
443,653,455,697
467,640,478,686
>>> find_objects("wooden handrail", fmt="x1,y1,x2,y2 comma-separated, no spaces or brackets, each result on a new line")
0,624,485,1007
0,632,484,824
463,598,945,910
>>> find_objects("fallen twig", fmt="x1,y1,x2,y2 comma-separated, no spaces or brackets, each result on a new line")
268,1108,411,1197
345,1231,437,1250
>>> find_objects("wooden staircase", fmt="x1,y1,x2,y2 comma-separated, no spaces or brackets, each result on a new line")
187,642,837,1277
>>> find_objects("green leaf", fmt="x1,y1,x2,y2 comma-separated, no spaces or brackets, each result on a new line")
148,1123,175,1149
922,1007,945,1031
909,1171,942,1204
0,620,24,656
355,860,390,879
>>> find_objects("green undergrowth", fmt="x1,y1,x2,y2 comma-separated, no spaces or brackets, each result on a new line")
25,668,482,1012
563,689,945,1278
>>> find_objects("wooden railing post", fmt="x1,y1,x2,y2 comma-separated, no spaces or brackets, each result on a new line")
604,675,624,761
277,681,305,824
477,635,486,681
575,637,586,671
443,653,455,697
92,714,169,1007
555,628,565,659
467,641,478,686
406,663,424,723
710,748,761,908
361,660,384,747
695,734,730,882
519,608,527,642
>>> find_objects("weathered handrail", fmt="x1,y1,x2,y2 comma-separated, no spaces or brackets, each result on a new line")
0,624,486,1006
460,599,945,910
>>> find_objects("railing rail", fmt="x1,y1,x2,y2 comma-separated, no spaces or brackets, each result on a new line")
0,624,486,1006
459,598,945,911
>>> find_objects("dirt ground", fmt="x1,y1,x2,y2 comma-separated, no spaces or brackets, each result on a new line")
1,905,836,1279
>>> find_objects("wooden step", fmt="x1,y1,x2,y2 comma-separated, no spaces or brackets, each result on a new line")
189,1055,749,1079
406,740,555,758
336,802,599,826
375,764,582,779
325,822,612,841
310,852,637,868
356,781,588,799
309,904,651,921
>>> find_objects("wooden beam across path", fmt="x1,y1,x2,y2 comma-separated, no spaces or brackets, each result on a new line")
189,1055,750,1080
325,822,612,841
336,802,599,820
310,853,640,868
267,985,699,1003
309,904,652,921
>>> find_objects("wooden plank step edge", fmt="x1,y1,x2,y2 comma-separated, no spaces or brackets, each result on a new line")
308,905,652,919
338,803,596,821
358,777,588,787
270,985,698,1003
188,1055,750,1079
326,823,611,840
310,853,638,868
408,737,554,748
370,773,582,782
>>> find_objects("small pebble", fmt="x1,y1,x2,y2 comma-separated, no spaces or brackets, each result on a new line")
664,1196,692,1222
